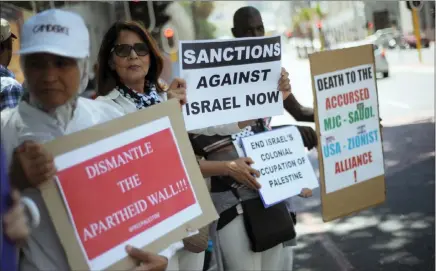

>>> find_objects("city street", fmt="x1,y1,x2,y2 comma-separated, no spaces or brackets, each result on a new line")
273,44,435,271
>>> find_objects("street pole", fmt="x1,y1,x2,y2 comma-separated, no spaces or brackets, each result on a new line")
191,2,199,40
411,8,422,63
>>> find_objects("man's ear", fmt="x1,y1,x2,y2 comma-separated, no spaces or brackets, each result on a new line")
231,27,237,38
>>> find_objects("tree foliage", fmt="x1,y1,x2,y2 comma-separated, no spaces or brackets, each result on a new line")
292,3,327,40
180,1,217,39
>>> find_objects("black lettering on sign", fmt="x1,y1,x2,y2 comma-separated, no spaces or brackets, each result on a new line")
185,96,241,116
182,36,281,70
268,171,303,188
246,90,280,106
32,24,69,36
317,73,345,91
196,69,271,89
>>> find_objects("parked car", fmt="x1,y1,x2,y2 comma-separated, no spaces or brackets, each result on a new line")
332,41,389,78
373,44,389,78
402,32,430,48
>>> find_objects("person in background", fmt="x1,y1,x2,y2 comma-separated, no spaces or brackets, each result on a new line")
95,20,262,271
231,6,317,148
189,6,316,271
231,6,316,270
0,18,23,111
0,9,173,271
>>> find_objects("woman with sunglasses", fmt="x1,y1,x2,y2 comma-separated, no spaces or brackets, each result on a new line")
95,21,263,271
1,10,180,271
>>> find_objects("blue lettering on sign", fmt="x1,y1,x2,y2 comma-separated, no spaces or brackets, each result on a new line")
347,129,379,150
323,142,341,158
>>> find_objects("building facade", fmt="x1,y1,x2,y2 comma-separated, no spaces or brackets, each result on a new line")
364,1,400,31
319,1,367,44
365,1,435,40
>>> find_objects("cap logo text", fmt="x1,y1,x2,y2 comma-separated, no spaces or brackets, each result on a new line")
33,24,69,36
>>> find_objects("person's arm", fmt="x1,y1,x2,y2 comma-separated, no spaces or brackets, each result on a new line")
2,190,31,244
198,158,261,190
198,160,229,178
277,68,314,122
9,148,30,191
126,245,168,271
9,141,56,191
283,93,315,123
189,119,256,137
0,81,23,111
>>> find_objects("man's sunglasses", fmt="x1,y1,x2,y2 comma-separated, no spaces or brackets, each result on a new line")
111,43,150,57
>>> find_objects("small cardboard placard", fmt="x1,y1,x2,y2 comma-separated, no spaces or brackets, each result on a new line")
309,44,386,222
39,99,218,270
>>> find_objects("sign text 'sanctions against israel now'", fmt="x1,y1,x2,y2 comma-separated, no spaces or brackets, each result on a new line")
179,36,284,131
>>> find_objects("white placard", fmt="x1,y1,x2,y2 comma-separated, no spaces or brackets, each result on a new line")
241,126,319,207
179,36,284,131
315,64,385,194
54,117,202,270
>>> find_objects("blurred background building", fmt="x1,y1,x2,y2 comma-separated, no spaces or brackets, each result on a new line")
1,1,434,81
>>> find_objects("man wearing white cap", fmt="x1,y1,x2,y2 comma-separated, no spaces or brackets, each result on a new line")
0,18,23,111
1,9,173,271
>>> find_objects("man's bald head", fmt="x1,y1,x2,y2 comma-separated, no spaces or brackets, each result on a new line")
232,6,265,38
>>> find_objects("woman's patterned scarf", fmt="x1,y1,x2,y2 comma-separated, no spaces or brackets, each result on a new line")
116,81,163,109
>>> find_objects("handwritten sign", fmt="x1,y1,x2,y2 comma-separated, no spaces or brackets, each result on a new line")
315,64,384,194
54,117,201,270
241,126,319,207
179,36,284,131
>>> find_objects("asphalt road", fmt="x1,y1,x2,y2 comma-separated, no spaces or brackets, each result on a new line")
275,45,435,271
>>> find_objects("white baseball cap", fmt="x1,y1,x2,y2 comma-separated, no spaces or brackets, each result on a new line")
0,18,17,42
19,9,89,59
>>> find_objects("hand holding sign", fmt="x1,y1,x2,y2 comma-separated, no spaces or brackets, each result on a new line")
225,157,261,190
168,78,187,106
278,67,291,100
125,246,168,271
14,141,57,189
2,190,30,244
298,188,313,198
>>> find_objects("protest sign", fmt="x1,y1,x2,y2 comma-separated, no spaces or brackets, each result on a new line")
241,126,319,207
40,99,218,271
310,44,386,222
179,36,284,131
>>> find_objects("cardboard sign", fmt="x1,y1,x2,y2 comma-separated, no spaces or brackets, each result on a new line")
40,99,218,271
179,36,284,131
241,126,319,207
310,44,386,222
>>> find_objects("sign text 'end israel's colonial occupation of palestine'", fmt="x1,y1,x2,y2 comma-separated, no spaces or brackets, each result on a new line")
179,36,283,131
54,117,201,270
315,64,385,194
241,126,319,207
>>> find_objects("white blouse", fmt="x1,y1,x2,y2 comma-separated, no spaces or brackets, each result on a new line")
97,88,243,136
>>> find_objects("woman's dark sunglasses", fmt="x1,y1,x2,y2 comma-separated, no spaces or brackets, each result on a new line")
111,43,149,57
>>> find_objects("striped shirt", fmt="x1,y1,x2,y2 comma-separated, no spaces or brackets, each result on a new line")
0,65,23,111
